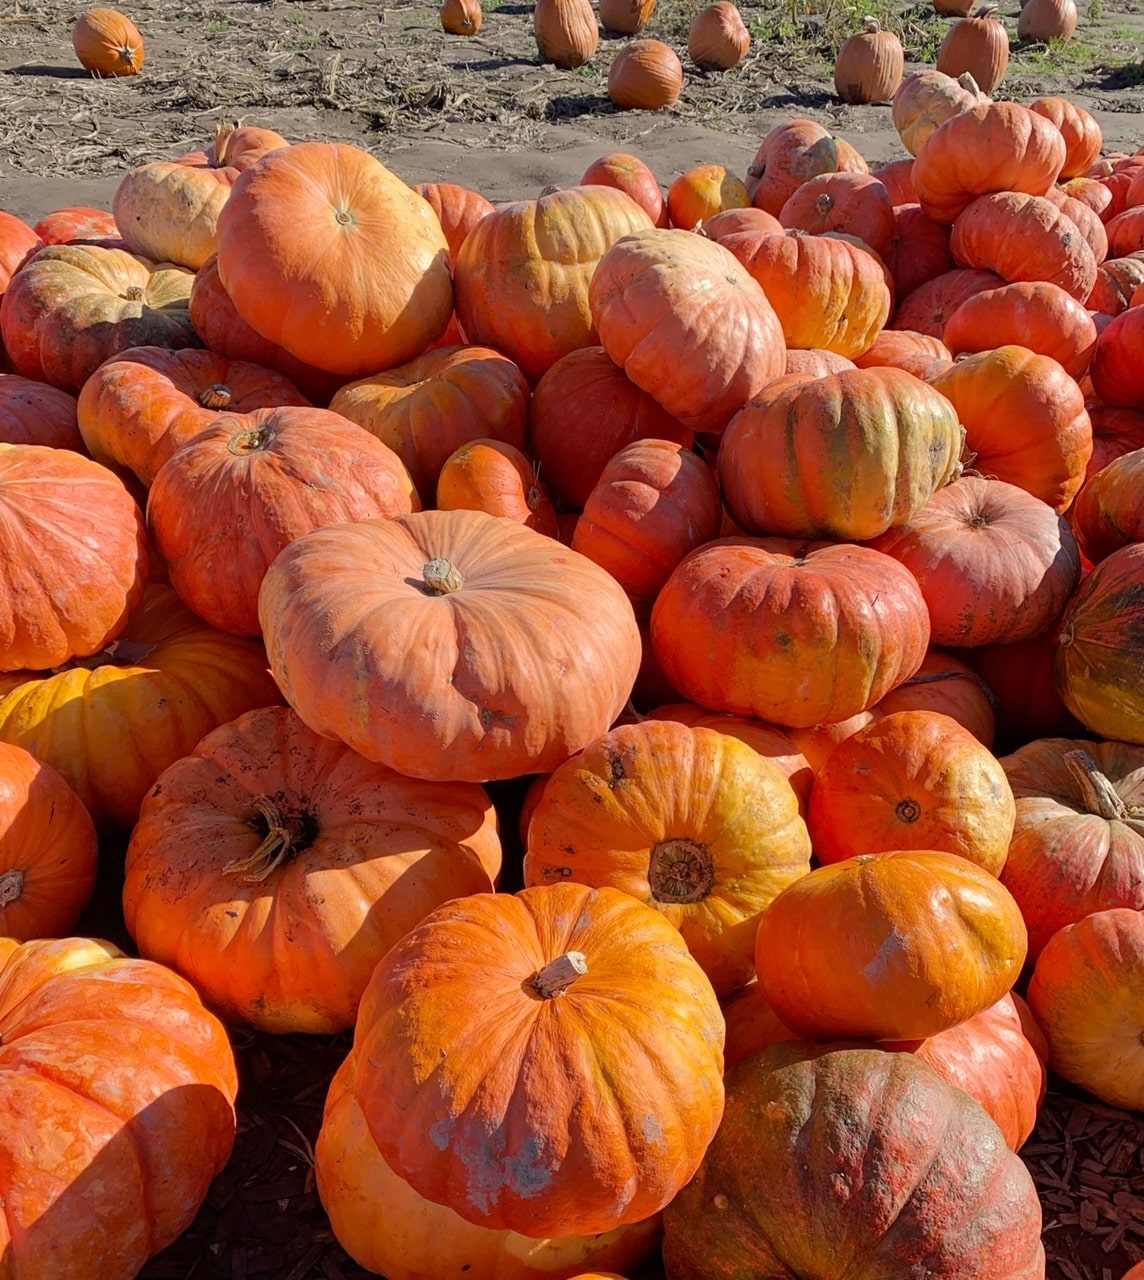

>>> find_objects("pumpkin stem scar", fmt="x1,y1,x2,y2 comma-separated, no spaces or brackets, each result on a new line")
649,839,715,903
226,794,315,883
0,869,24,908
530,951,588,998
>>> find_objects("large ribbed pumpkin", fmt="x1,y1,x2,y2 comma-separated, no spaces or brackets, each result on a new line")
351,882,725,1238
662,1044,1045,1280
258,508,642,783
215,142,453,377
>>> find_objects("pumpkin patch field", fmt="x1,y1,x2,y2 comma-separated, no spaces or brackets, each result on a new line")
4,0,1144,1278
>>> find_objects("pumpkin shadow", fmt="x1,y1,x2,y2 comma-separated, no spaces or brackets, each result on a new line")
1088,61,1144,90
758,87,837,110
6,64,95,78
543,93,613,120
492,2,533,11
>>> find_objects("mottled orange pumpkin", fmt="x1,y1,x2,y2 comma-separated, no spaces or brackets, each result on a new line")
667,164,750,231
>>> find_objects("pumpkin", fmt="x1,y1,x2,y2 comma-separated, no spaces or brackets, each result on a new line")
872,157,918,205
881,203,955,301
533,0,599,67
1070,448,1144,563
662,1044,1045,1280
440,0,482,33
1087,401,1144,479
688,2,751,70
745,119,869,217
571,439,722,617
1027,907,1144,1110
0,244,197,393
1018,0,1078,41
580,152,669,227
0,585,282,830
891,68,987,157
650,537,931,729
1029,97,1102,178
783,347,858,377
523,720,812,995
1105,205,1144,258
527,346,692,510
968,632,1083,745
329,345,530,506
76,344,312,488
316,1053,664,1280
1054,543,1144,744
853,328,953,378
754,850,1028,1040
719,366,965,541
147,408,419,636
215,141,452,377
806,708,1015,872
698,206,784,241
412,181,493,264
436,438,557,535
0,935,238,1278
943,279,1097,377
0,443,149,672
0,211,42,294
351,882,725,1237
589,228,786,435
666,165,750,231
454,186,653,384
874,646,996,746
122,704,501,1033
0,372,84,451
1087,250,1144,316
258,508,642,783
32,205,122,247
607,40,684,112
927,345,1092,513
1000,739,1144,963
778,170,895,257
891,266,1004,336
113,123,290,271
936,5,1010,94
599,0,656,34
868,475,1082,647
834,17,904,104
1089,305,1144,410
0,742,98,941
72,6,144,75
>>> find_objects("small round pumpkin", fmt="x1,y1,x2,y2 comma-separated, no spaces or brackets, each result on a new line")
1018,0,1078,42
72,6,144,75
608,40,684,111
436,437,557,535
834,17,905,104
440,0,482,33
667,164,750,230
580,152,669,227
599,0,656,34
688,2,751,70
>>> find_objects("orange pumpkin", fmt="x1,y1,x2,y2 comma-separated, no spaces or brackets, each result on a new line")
853,328,953,378
1017,0,1078,42
891,68,987,158
746,119,869,217
874,646,996,746
936,5,1010,95
608,40,685,111
599,0,656,33
698,205,784,241
872,157,918,205
688,1,751,69
534,0,599,67
1070,448,1144,564
580,152,669,227
351,882,725,1237
440,0,483,33
436,438,557,535
1086,250,1144,316
0,372,84,451
891,266,1004,336
881,202,955,301
667,164,750,231
834,17,904,103
32,205,121,247
1089,304,1144,410
779,171,895,257
412,181,494,263
72,6,144,75
967,631,1083,745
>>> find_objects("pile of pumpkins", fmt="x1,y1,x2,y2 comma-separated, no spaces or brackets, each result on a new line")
1,62,1144,1280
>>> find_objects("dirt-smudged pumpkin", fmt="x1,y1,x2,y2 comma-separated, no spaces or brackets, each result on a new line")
258,508,642,783
0,935,238,1279
215,141,453,377
351,882,725,1238
662,1043,1046,1279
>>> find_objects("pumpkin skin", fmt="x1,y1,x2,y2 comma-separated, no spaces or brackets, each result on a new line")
667,165,750,232
599,0,656,34
754,850,1028,1041
0,211,43,291
259,508,642,783
589,228,786,435
0,244,197,393
523,720,812,996
0,372,84,451
1029,96,1102,178
76,344,312,488
353,882,725,1237
778,170,895,258
608,40,685,112
534,0,599,68
867,475,1082,647
874,646,996,746
1089,304,1144,410
147,408,419,636
1070,448,1144,564
853,328,953,379
215,141,453,377
806,709,1015,873
661,1044,1046,1280
968,632,1083,745
122,704,501,1034
316,1052,664,1280
1086,250,1144,316
891,265,1004,336
331,345,530,507
746,119,869,218
882,203,955,302
928,345,1092,513
719,367,964,542
1027,907,1144,1111
440,0,483,34
32,205,122,247
872,157,918,205
0,585,282,830
0,742,98,941
650,537,931,729
936,8,1010,95
72,6,144,75
834,17,904,104
1054,542,1144,743
0,935,238,1279
580,153,669,228
1018,0,1078,41
783,347,858,377
0,443,149,672
892,68,987,158
1087,401,1144,479
688,2,750,70
437,438,558,536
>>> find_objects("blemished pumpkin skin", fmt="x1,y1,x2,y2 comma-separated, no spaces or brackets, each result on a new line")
1055,543,1144,744
719,367,965,542
1070,448,1144,563
0,742,98,941
0,443,149,672
437,438,558,536
216,142,453,377
0,372,84,451
745,119,869,217
453,186,653,384
0,936,238,1280
580,153,669,228
783,347,857,377
258,508,642,784
1089,304,1144,410
778,170,895,257
755,850,1029,1041
330,344,530,506
352,882,726,1238
911,100,1067,225
147,408,419,637
1042,187,1109,267
661,1044,1046,1280
76,344,312,488
589,228,787,436
523,720,812,996
33,205,122,247
867,475,1082,648
666,165,750,231
1088,250,1144,316
1028,907,1144,1111
0,585,283,831
122,705,502,1034
806,709,1015,873
571,439,722,617
1028,96,1102,179
928,345,1093,513
943,279,1098,378
71,6,144,75
649,537,932,730
891,68,987,158
0,244,197,393
891,265,1004,336
999,738,1144,963
316,1054,665,1280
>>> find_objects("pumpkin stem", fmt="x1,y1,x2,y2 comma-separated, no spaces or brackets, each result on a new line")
1062,750,1144,827
0,869,24,909
225,794,315,883
122,285,146,302
422,558,465,595
228,424,276,455
212,122,238,167
200,383,233,409
531,951,588,998
861,16,882,30
957,71,983,92
649,838,716,904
